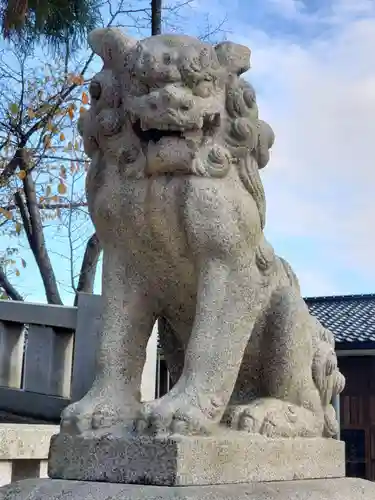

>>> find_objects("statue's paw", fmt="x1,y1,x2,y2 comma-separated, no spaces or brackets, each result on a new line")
61,388,139,435
134,395,216,437
223,398,322,438
61,400,116,434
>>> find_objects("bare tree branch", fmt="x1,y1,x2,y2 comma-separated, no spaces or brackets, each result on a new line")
74,232,102,306
3,201,87,211
0,266,23,301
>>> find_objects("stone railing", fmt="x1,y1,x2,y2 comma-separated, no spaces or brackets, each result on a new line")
0,293,158,422
0,293,102,422
0,424,58,486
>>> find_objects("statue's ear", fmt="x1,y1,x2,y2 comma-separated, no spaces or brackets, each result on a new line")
214,41,251,75
88,28,136,68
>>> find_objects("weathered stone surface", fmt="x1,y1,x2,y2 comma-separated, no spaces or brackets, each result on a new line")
0,424,58,459
0,424,57,486
2,477,375,500
48,433,344,486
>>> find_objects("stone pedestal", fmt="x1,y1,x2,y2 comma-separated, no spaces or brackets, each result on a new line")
0,434,374,499
48,433,345,486
1,477,375,500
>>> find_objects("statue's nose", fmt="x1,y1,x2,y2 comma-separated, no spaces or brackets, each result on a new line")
159,86,194,111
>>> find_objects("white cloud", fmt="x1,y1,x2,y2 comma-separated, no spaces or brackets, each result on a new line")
229,5,375,287
265,0,306,19
329,0,375,21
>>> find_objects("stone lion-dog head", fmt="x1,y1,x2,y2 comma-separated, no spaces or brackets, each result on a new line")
78,28,275,230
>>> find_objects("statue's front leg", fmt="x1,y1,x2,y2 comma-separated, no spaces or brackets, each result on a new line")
137,257,269,436
61,249,156,435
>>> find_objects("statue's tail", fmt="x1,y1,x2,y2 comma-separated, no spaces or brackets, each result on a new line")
312,334,345,437
278,256,345,437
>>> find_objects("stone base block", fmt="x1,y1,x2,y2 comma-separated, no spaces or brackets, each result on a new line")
0,424,58,486
1,477,375,500
48,432,345,486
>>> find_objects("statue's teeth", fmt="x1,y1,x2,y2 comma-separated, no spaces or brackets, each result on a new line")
140,119,149,130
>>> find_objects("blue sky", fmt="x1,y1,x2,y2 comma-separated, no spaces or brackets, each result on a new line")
3,0,375,304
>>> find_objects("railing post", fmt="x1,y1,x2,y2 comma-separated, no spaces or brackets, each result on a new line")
23,324,74,398
0,321,25,389
70,293,102,402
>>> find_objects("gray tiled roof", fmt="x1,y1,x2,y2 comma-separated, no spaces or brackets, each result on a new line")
158,294,375,349
305,294,375,345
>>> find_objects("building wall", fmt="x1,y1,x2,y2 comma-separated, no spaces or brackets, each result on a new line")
338,355,375,481
140,324,158,401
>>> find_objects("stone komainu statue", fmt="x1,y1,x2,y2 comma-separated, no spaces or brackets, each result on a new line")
62,28,344,438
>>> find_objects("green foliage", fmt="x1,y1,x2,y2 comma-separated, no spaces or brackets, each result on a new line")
1,0,101,52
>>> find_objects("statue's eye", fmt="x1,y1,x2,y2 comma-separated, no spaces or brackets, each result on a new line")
89,81,101,100
193,80,213,98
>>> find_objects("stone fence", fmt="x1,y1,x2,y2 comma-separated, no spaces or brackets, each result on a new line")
0,293,102,422
0,293,158,423
0,424,58,486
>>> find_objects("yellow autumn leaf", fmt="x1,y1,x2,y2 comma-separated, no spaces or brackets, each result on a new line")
51,195,58,202
70,74,85,85
18,170,26,180
82,92,89,105
59,132,65,141
79,106,85,114
15,269,20,277
15,222,21,234
57,183,67,195
68,108,74,120
0,208,13,220
27,108,35,119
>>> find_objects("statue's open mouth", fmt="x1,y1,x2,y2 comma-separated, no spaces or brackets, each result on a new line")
132,113,221,143
132,120,184,143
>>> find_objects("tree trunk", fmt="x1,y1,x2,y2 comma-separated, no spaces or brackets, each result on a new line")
14,170,63,305
74,232,102,306
151,0,162,35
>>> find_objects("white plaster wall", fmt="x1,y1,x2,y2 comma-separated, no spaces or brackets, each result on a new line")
140,323,158,401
